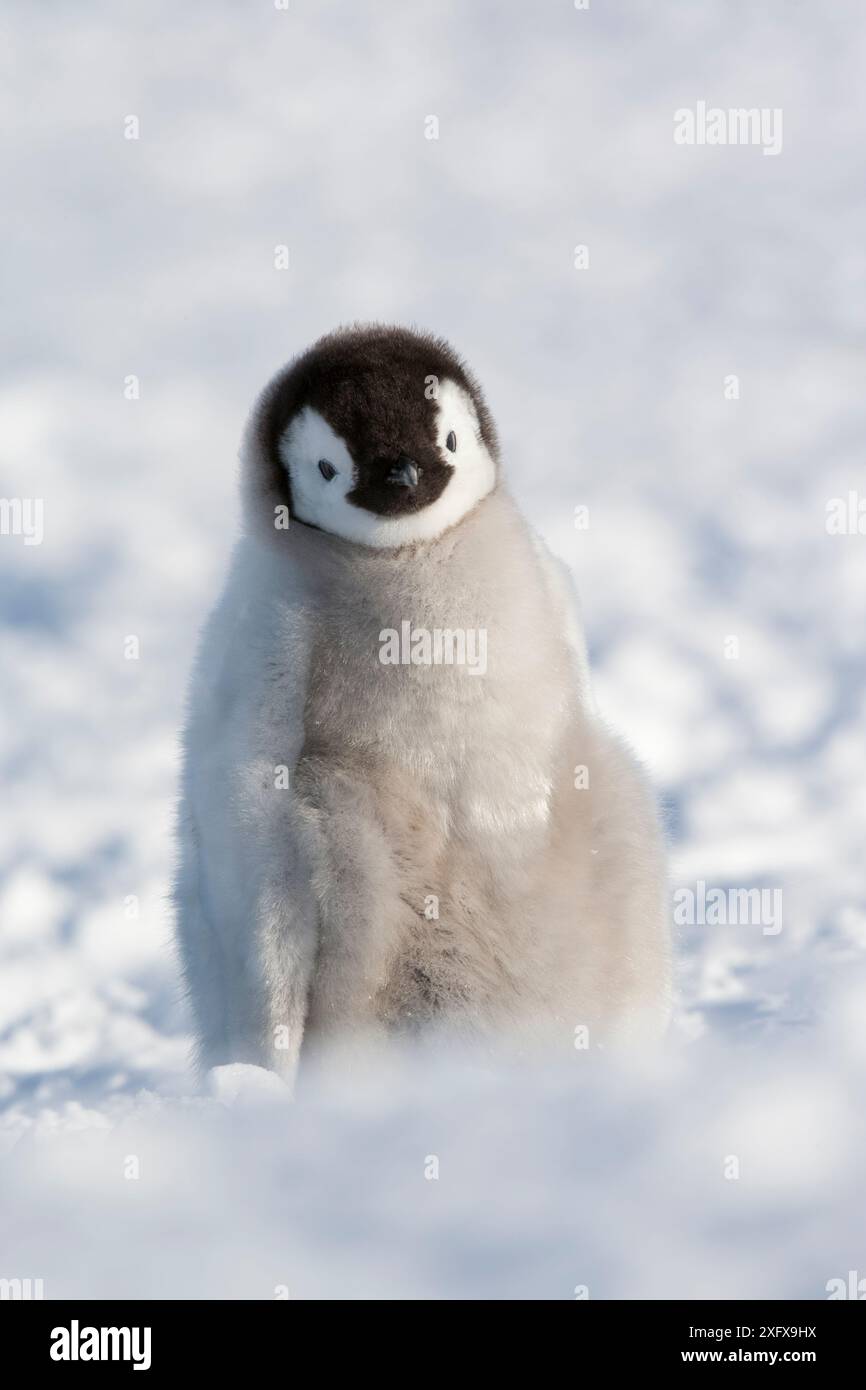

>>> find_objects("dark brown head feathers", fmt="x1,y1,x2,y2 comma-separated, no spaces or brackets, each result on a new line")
252,323,499,521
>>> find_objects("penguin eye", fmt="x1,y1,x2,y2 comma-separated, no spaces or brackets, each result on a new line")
318,459,337,481
446,430,457,453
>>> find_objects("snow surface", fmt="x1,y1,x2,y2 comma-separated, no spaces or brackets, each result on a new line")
1,0,864,1299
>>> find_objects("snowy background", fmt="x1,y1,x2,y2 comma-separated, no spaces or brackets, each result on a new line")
1,0,865,1299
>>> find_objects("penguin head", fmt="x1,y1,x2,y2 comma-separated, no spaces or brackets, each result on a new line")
248,324,500,548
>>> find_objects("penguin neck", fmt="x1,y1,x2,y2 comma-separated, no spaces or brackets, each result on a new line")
245,487,532,624
314,486,522,594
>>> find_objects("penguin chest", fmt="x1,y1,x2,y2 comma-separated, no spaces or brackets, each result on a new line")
300,612,570,1028
303,617,562,868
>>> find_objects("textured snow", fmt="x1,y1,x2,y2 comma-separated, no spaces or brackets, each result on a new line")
1,0,864,1299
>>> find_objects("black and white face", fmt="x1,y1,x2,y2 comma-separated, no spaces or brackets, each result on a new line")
280,379,495,547
257,326,499,549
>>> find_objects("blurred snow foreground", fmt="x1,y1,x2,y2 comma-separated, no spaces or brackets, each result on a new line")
1,1010,865,1300
2,0,866,1298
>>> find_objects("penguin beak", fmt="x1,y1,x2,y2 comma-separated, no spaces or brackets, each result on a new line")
385,456,420,489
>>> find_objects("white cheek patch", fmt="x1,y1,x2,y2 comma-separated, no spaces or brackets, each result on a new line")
279,407,357,534
429,378,496,531
277,384,496,549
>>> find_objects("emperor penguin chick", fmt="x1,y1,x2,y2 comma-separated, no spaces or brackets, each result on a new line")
176,324,670,1081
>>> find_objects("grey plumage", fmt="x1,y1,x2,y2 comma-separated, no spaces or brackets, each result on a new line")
175,325,670,1083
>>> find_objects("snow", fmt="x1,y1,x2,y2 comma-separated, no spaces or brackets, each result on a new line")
1,0,864,1299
